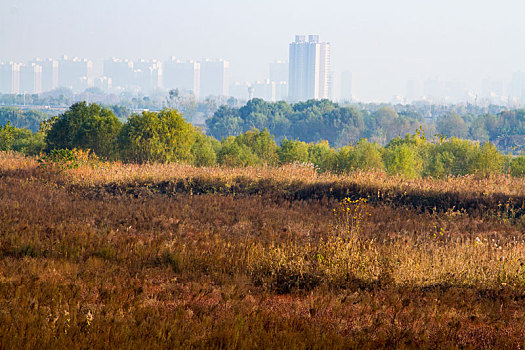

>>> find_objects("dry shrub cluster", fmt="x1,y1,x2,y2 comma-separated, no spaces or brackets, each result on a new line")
2,152,525,348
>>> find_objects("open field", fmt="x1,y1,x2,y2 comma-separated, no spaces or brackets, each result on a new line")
2,152,525,348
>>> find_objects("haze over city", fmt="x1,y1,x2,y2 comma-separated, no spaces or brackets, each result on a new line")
2,0,525,102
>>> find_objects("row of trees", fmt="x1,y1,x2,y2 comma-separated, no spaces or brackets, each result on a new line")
0,107,50,132
2,102,525,178
206,99,525,153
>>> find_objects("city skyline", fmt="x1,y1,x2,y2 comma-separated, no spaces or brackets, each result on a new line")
2,52,525,106
2,0,525,102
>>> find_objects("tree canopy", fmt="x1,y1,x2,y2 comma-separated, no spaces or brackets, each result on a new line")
118,108,197,163
45,102,122,159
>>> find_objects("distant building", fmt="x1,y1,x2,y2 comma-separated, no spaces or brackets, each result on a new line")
509,71,525,104
340,71,353,102
423,78,467,104
406,80,421,102
250,80,288,102
33,58,58,92
133,59,162,93
481,79,503,98
268,60,288,100
163,58,200,98
94,76,112,91
199,59,229,98
269,60,288,83
481,78,504,104
0,62,20,93
58,56,93,92
103,58,134,90
229,82,250,101
288,35,331,101
19,63,42,94
274,81,288,101
253,80,274,101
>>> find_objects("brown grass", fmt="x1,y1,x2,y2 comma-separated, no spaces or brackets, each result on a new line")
2,151,525,348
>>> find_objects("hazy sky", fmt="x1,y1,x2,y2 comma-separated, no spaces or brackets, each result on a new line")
1,0,524,101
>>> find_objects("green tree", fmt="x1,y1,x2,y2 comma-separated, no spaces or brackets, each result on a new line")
236,128,279,166
335,145,358,173
384,143,423,178
0,122,15,151
0,107,48,132
472,142,504,177
206,105,243,139
308,141,337,172
0,123,45,155
509,155,525,177
353,139,384,171
191,133,217,167
45,102,122,159
436,113,468,139
217,136,259,167
278,139,309,164
118,108,196,163
424,138,479,177
14,131,46,156
469,116,490,142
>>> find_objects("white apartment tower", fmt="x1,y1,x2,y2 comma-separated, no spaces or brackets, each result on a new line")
199,59,229,98
0,62,20,93
32,58,58,92
163,58,201,99
19,63,43,94
288,35,331,101
58,56,93,92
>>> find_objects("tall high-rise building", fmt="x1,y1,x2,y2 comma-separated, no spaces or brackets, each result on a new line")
229,82,251,101
19,63,42,94
406,80,421,102
340,71,353,101
32,58,58,92
199,59,229,98
58,56,93,92
94,76,112,91
103,58,134,89
269,60,288,100
163,58,200,98
269,60,288,83
0,62,20,93
288,35,331,101
509,71,525,102
134,59,162,93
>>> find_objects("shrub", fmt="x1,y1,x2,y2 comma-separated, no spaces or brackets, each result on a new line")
38,149,90,170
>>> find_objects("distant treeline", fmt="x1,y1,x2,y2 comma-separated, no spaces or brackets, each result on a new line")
2,101,525,178
0,107,50,132
207,99,525,153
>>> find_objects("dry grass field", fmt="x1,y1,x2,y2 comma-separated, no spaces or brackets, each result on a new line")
2,151,525,348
